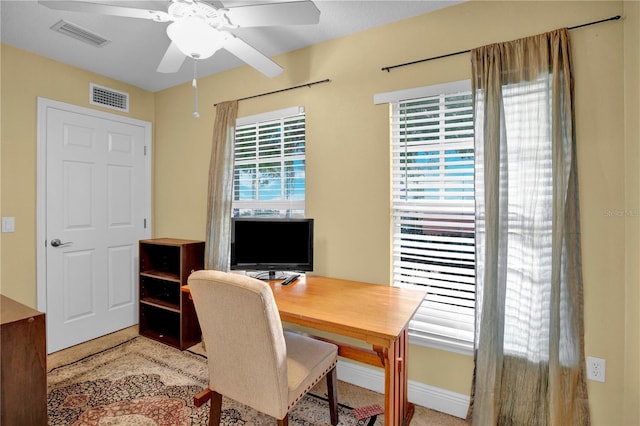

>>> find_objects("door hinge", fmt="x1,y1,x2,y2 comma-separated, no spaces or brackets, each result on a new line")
144,146,147,156
144,218,147,229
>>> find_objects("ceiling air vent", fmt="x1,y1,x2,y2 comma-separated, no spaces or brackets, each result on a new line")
90,84,130,113
50,20,111,48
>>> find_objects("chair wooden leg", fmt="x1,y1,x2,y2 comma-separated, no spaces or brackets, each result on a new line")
194,388,212,407
326,366,338,425
209,391,223,426
277,414,289,426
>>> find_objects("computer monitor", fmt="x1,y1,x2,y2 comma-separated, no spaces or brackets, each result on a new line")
230,217,314,279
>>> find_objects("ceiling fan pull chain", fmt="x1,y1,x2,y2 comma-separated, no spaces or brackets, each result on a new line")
192,58,200,118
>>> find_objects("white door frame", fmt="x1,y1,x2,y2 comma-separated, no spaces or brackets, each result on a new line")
36,97,152,313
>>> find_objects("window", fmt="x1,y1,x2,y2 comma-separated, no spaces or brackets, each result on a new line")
497,76,554,360
385,82,475,354
233,107,306,218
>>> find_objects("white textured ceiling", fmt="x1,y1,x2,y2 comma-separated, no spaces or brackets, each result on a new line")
0,0,461,92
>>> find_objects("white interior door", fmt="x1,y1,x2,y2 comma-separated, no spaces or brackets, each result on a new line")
37,98,151,353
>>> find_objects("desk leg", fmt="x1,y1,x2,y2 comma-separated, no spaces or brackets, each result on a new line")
384,328,414,426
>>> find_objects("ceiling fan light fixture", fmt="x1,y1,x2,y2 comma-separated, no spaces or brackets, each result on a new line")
166,16,222,59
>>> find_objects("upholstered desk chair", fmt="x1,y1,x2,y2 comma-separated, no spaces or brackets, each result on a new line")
188,270,339,426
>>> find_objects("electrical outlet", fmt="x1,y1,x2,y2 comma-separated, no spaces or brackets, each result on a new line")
586,356,606,382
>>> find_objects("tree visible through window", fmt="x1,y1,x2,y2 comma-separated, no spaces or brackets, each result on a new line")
391,86,475,353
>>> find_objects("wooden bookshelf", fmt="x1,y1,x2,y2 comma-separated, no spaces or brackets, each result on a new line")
139,238,204,349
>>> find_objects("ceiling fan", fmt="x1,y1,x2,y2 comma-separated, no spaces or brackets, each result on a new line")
38,0,321,77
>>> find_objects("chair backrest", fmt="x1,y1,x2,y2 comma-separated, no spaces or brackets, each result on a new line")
188,270,289,416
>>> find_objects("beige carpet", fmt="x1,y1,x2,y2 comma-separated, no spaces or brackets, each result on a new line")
48,326,468,426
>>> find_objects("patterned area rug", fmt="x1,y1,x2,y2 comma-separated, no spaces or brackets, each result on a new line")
47,336,376,425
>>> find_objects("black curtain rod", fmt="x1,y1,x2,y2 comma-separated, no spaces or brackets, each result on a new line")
214,78,331,106
381,15,622,72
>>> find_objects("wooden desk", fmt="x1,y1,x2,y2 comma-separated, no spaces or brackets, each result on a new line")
184,275,426,426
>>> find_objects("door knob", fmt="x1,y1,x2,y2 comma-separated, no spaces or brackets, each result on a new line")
50,238,72,247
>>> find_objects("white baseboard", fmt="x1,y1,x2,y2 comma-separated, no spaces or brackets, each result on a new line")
336,360,470,419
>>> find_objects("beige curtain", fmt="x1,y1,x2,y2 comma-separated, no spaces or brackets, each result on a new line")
468,28,590,425
205,100,238,270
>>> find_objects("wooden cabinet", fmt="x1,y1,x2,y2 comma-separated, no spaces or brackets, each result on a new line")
139,238,204,349
1,295,47,425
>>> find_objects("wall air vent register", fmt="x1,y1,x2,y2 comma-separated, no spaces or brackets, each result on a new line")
90,84,130,113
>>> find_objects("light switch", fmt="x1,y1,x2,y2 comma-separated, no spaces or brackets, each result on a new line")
2,217,15,233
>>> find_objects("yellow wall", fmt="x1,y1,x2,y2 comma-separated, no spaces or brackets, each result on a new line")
0,44,155,305
623,2,640,424
0,28,3,296
1,1,638,424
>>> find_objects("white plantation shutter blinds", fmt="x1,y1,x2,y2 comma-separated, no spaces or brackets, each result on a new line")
391,87,475,353
233,109,306,216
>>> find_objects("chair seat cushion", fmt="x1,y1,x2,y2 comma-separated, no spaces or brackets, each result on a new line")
284,331,338,410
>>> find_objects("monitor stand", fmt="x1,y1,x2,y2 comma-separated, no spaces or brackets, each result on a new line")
251,271,286,280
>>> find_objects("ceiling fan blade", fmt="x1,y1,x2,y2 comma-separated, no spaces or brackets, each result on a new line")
38,0,170,21
224,1,320,27
157,41,187,73
223,35,283,77
203,0,225,9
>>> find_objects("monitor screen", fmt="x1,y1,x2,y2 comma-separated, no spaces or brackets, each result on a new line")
230,218,314,276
